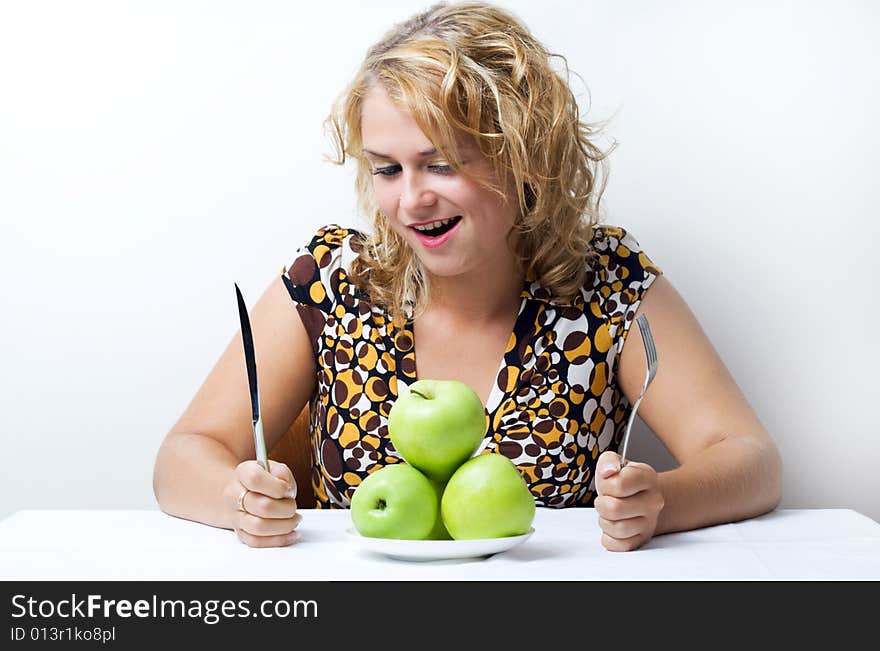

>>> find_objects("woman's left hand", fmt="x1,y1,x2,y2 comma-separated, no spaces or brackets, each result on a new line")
594,451,665,551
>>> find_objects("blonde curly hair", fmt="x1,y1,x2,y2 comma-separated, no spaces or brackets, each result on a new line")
326,1,614,324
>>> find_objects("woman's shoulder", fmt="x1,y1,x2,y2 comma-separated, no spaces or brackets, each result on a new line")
298,223,367,257
591,225,655,261
286,223,367,271
569,224,663,329
282,224,367,310
588,224,662,282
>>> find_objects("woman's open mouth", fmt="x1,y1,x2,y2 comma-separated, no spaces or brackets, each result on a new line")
410,215,463,249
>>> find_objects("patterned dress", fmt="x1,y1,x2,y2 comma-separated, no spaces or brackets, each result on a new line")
282,224,661,508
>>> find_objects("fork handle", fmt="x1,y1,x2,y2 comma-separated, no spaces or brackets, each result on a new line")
619,391,646,468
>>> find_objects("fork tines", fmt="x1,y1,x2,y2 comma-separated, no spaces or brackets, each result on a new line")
636,314,658,379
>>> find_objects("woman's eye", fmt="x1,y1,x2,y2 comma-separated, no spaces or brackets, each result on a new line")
370,163,454,177
371,165,401,177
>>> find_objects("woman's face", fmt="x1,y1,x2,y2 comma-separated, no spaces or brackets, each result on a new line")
360,84,520,282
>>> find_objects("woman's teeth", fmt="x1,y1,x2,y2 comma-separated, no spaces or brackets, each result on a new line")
414,218,454,232
412,216,462,236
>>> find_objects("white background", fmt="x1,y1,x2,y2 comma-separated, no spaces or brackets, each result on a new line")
1,1,878,523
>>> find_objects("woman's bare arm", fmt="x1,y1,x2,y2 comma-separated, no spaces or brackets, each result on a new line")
615,274,783,535
153,275,316,535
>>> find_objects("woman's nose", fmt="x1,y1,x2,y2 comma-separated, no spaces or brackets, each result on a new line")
399,173,437,211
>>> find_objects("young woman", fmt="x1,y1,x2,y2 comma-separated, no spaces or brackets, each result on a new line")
153,1,782,551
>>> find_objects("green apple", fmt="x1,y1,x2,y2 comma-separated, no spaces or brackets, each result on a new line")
441,453,536,539
350,464,439,539
388,379,487,482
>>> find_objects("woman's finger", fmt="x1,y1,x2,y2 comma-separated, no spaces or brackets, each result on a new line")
601,532,645,553
594,491,659,521
241,490,298,519
598,515,647,540
237,511,303,537
235,527,300,549
268,460,295,488
236,460,294,499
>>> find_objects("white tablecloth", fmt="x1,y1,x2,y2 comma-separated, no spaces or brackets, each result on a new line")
1,508,878,580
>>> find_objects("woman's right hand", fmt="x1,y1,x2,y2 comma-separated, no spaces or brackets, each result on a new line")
230,460,301,548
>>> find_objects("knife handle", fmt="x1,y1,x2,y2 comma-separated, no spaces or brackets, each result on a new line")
253,418,269,472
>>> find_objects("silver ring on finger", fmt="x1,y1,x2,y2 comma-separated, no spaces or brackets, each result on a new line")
236,488,250,514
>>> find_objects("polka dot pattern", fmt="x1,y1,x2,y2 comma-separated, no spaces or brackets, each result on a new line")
282,224,661,509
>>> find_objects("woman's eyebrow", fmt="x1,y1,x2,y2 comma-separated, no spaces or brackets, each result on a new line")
363,148,438,159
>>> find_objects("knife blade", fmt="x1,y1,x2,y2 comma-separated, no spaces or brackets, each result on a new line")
235,283,269,471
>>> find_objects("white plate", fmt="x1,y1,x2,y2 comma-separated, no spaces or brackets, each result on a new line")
345,527,535,561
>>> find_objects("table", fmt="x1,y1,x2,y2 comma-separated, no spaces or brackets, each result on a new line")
1,508,878,580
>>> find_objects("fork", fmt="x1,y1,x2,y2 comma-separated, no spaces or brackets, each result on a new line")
619,313,659,468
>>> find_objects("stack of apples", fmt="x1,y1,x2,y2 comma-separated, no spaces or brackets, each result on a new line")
350,379,535,540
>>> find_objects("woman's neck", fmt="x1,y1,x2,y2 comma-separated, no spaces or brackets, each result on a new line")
422,256,524,326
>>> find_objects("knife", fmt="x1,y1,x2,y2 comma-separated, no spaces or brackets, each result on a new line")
235,283,269,471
